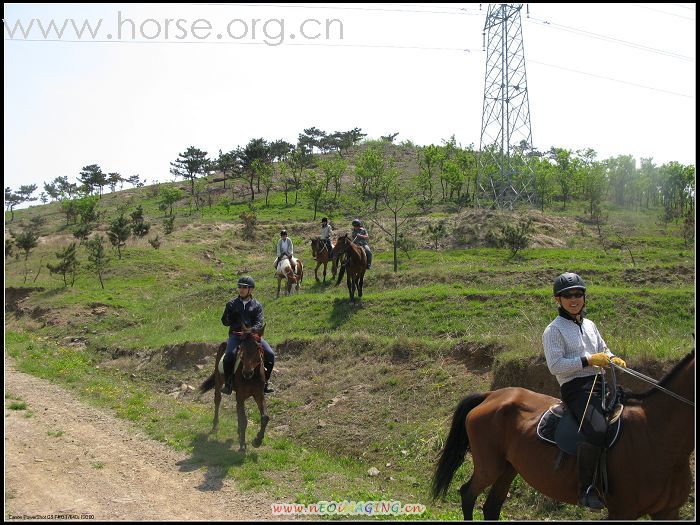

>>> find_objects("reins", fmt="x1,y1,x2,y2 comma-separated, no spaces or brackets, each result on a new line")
612,362,695,407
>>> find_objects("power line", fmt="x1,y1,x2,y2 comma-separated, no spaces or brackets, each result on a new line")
194,3,482,16
630,3,696,20
525,16,694,62
528,58,694,99
3,37,474,52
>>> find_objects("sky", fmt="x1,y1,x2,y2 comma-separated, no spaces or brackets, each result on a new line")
3,3,696,202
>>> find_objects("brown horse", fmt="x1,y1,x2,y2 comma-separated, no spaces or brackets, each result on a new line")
432,351,695,520
310,237,338,283
331,233,367,304
199,327,270,453
275,255,302,297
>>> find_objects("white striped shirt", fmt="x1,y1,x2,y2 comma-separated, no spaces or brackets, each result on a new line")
542,315,613,386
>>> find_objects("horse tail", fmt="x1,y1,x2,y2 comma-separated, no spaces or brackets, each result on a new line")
199,372,216,394
431,393,487,500
335,262,346,286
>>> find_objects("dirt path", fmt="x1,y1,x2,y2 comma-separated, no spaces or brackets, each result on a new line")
4,360,288,521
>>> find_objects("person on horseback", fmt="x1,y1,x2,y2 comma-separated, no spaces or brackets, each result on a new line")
351,218,372,269
542,272,627,510
220,275,275,395
320,217,333,254
274,229,298,275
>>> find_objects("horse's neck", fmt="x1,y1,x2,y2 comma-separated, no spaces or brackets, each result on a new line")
637,366,694,456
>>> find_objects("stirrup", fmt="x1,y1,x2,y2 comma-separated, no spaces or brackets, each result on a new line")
264,383,275,394
580,487,605,510
221,383,233,395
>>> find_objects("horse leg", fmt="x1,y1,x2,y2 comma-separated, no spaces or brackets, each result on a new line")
322,261,327,283
347,273,355,303
482,463,517,520
459,478,480,521
314,261,321,282
650,508,681,520
251,392,270,448
211,349,224,432
236,397,247,453
358,273,364,299
276,277,281,298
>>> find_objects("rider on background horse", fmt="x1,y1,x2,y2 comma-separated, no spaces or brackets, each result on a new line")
320,217,333,254
542,272,627,510
221,275,275,394
351,219,372,269
273,229,298,275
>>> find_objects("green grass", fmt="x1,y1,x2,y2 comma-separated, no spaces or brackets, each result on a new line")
5,188,695,521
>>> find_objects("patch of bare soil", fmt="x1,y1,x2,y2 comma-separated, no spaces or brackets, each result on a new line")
4,359,288,521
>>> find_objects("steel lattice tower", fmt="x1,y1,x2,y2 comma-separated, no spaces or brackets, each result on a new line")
476,3,535,209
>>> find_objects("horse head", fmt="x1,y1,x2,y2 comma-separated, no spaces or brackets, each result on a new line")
331,234,349,259
239,325,264,381
310,238,319,258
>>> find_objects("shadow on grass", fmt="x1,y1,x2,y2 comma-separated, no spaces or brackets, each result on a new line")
177,432,258,492
328,296,363,329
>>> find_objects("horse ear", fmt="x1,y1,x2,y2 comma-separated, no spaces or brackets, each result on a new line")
258,324,265,337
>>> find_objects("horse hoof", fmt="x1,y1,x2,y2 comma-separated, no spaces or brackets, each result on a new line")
238,446,247,454
252,438,262,448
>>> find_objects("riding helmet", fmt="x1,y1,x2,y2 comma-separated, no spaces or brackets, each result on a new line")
280,229,288,236
352,219,362,227
237,275,256,288
321,217,328,223
553,272,586,296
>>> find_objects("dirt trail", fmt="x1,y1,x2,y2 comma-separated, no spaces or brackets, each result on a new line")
4,360,289,521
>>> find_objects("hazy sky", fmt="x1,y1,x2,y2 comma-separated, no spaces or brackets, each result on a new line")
4,3,696,198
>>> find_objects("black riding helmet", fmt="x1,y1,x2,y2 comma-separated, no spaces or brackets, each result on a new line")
352,219,362,227
280,229,287,236
321,217,328,223
553,272,586,296
237,275,256,289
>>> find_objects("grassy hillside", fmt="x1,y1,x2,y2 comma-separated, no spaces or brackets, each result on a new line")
5,147,695,520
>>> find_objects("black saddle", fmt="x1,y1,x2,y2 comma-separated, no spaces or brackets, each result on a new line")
537,400,623,456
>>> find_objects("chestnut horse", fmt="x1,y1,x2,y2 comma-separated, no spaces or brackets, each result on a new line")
432,351,695,520
310,237,338,283
198,327,270,453
331,233,367,304
275,255,302,297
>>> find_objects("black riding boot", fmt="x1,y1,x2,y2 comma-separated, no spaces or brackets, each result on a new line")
577,443,605,510
263,361,274,394
221,353,235,395
365,248,372,269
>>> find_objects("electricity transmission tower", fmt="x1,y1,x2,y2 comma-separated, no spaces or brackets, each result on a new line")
476,3,536,209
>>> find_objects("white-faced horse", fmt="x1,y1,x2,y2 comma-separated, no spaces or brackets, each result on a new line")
275,256,302,297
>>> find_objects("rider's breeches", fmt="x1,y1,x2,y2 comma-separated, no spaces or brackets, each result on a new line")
560,375,606,447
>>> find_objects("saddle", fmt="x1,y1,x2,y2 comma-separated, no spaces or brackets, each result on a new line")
537,377,625,499
536,399,623,455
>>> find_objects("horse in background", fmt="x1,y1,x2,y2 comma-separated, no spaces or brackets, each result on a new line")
310,237,338,283
331,233,367,304
275,255,302,297
432,351,695,520
199,326,270,453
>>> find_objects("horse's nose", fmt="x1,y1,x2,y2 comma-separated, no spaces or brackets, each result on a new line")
243,370,254,380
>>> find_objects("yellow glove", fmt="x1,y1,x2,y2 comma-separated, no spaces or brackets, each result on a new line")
611,356,627,368
587,352,610,367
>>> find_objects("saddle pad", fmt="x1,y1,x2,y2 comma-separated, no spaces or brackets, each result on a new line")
537,402,622,451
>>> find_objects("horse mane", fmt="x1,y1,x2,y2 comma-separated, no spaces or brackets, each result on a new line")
622,350,695,403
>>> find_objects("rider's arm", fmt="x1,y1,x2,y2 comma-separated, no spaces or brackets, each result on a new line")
251,302,264,333
221,301,234,326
